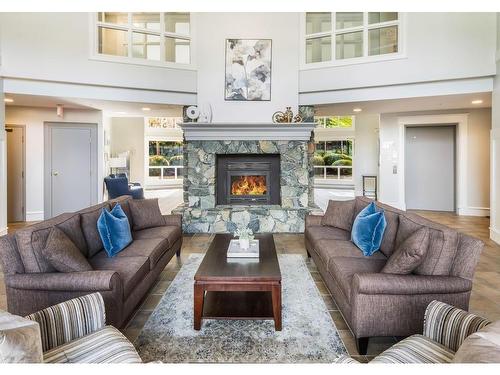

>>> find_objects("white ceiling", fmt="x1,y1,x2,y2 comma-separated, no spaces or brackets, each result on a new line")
314,92,492,116
3,93,183,117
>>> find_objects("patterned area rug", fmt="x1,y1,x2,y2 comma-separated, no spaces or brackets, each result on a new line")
134,254,347,363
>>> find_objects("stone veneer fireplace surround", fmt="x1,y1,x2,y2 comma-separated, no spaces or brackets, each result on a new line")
173,123,319,233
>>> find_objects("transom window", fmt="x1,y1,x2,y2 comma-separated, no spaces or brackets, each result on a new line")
147,117,182,129
315,115,355,129
304,12,400,65
96,12,191,65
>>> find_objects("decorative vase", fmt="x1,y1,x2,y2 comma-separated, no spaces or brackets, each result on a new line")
239,239,250,250
272,106,303,124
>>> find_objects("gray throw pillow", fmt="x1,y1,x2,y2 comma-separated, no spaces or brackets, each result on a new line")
56,214,88,256
41,227,92,273
381,227,429,274
128,198,164,231
453,321,500,363
321,199,355,231
80,206,109,258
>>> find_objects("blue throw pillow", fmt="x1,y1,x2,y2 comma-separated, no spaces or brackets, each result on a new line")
97,203,132,257
351,202,387,256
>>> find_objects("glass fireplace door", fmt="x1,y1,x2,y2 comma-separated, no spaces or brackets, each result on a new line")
228,172,270,204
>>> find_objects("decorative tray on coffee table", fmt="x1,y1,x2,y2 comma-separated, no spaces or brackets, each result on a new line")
227,239,260,258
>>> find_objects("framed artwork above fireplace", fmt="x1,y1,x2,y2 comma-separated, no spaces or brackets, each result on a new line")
225,39,272,101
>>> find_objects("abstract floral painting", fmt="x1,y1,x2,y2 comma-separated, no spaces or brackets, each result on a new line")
225,39,272,101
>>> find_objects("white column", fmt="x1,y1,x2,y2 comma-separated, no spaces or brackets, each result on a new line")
490,14,500,244
0,78,8,235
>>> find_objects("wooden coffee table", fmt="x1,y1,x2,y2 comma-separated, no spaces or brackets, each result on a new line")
193,233,282,331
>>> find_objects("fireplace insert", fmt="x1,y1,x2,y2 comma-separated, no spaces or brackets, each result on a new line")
216,154,280,205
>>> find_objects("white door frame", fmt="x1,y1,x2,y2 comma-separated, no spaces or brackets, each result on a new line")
44,122,98,219
5,124,26,222
397,114,468,213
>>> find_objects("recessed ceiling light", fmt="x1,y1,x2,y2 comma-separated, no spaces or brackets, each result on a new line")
353,108,362,112
471,100,483,105
142,107,151,111
4,98,14,103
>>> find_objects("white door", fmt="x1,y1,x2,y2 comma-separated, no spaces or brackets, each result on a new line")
45,123,98,218
6,126,25,222
405,125,456,212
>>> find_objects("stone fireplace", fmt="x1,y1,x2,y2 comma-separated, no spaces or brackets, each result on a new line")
173,123,319,233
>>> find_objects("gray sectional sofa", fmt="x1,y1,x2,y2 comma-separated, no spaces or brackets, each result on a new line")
0,195,182,328
305,196,484,354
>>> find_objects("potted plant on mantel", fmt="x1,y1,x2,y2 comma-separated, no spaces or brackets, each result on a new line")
234,227,254,250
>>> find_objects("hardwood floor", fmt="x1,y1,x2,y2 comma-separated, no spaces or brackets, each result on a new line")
1,211,499,362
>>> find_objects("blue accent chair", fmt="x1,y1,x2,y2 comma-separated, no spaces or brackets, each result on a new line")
104,174,144,200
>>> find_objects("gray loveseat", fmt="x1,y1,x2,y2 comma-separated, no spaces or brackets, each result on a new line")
305,196,484,354
0,195,182,328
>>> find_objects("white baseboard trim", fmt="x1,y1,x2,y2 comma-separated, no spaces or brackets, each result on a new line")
457,207,490,217
26,211,44,221
0,227,7,236
490,227,500,244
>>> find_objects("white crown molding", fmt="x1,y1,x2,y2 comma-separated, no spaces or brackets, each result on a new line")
179,123,315,141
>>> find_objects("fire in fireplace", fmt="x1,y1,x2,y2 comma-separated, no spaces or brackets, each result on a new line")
216,154,280,205
231,175,267,196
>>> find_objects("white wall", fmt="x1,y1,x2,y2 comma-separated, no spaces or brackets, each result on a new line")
379,108,491,215
0,80,6,234
196,13,299,122
378,114,401,207
353,114,380,196
109,117,145,186
1,12,494,100
467,109,491,210
300,13,496,94
0,13,196,95
490,14,500,243
103,115,112,182
5,106,104,221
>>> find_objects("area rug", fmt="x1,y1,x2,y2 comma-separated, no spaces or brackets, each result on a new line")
134,254,347,363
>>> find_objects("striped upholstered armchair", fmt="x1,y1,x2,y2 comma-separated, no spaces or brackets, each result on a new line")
25,293,141,363
335,300,491,364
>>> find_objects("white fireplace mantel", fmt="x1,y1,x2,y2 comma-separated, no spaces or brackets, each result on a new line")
178,122,315,141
